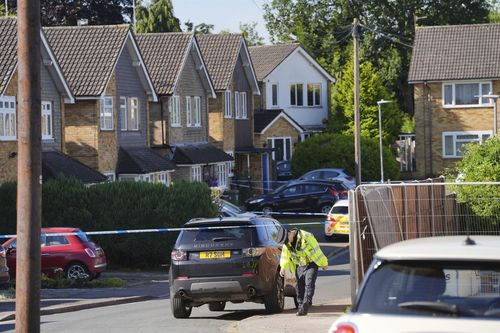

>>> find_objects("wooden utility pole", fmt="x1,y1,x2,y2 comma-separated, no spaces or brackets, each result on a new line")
16,0,42,332
353,18,361,186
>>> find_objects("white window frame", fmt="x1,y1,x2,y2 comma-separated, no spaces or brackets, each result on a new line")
218,163,227,187
268,136,293,161
41,101,53,140
442,81,493,108
100,96,114,130
224,90,232,118
290,83,304,106
235,91,241,119
129,97,139,131
0,96,16,141
307,83,321,107
186,96,192,127
442,130,493,158
103,172,116,182
191,165,202,182
194,96,201,126
241,92,247,119
120,97,127,131
225,151,234,177
170,95,181,127
271,83,279,107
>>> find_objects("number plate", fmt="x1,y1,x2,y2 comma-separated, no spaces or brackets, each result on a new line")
200,251,230,259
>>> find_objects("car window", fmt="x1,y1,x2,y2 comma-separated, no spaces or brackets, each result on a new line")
303,171,320,180
282,185,302,196
303,184,324,193
323,171,340,179
45,235,70,246
330,206,348,214
178,226,253,245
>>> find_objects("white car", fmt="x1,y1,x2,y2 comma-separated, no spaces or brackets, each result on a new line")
324,199,349,240
329,236,500,333
219,199,257,218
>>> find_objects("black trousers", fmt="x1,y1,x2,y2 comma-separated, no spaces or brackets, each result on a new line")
295,262,318,308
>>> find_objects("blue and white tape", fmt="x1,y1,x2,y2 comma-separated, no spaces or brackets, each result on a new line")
0,221,329,239
250,211,328,216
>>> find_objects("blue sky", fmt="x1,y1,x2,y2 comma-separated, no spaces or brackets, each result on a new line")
171,0,270,42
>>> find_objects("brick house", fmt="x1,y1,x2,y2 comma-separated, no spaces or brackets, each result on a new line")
196,34,263,184
249,43,334,139
44,24,175,184
136,33,232,188
409,24,500,178
0,18,106,185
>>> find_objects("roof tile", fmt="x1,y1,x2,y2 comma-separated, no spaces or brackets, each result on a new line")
248,43,299,81
0,18,18,94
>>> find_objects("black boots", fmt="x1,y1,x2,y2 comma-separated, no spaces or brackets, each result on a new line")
296,302,309,316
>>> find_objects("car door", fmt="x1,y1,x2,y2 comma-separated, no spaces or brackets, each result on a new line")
302,184,327,210
274,184,305,211
41,235,71,275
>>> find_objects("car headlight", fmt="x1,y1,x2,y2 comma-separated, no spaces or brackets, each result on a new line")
249,198,264,204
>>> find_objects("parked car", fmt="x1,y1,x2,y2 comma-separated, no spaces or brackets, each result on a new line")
276,160,293,181
245,180,345,214
297,168,356,189
169,216,296,318
3,227,106,280
219,199,257,218
0,245,10,286
329,236,500,333
324,199,349,241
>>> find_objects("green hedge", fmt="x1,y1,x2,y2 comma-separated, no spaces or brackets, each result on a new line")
0,177,218,269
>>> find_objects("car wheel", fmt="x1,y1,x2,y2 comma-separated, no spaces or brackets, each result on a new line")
264,272,285,313
262,206,273,215
65,262,90,280
171,295,192,318
320,204,332,215
208,301,226,311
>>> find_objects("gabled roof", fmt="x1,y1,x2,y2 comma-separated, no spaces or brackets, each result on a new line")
42,150,107,184
254,110,304,134
0,18,74,102
136,32,215,97
171,143,233,165
44,25,157,101
196,34,260,94
249,43,334,82
116,146,175,174
409,24,500,83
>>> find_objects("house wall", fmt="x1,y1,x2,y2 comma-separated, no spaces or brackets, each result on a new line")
171,165,191,183
414,81,500,178
149,99,167,147
208,92,225,150
264,49,330,127
116,44,148,148
232,55,254,149
254,116,302,150
98,72,119,173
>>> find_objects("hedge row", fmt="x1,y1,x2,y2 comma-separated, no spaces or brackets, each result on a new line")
0,177,218,269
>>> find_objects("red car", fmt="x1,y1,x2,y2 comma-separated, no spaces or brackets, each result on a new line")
3,227,106,280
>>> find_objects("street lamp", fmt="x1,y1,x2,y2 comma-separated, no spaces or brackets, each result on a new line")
377,100,391,183
477,94,498,136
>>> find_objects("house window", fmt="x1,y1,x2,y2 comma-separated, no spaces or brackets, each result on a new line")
120,97,127,130
100,96,113,130
0,96,16,140
41,101,53,140
290,83,303,106
307,83,321,106
186,96,192,127
271,83,279,107
218,163,227,187
194,96,201,126
241,92,247,119
191,166,202,182
129,97,139,130
442,131,492,158
268,137,292,161
234,91,241,118
170,95,180,127
103,172,116,182
224,91,232,118
225,150,234,176
443,82,492,107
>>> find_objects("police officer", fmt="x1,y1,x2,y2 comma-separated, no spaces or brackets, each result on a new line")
279,228,328,316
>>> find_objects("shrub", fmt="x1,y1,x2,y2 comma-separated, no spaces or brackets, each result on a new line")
291,133,400,181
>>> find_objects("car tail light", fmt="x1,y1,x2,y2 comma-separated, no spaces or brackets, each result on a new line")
171,250,187,261
95,247,105,257
332,323,357,333
327,215,338,226
328,187,338,196
175,276,189,280
339,190,348,196
84,248,96,258
242,273,255,277
242,247,266,257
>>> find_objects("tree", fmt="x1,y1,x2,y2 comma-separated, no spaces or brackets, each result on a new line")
291,133,399,182
451,137,500,219
330,53,403,144
184,21,214,34
239,22,264,46
135,0,181,33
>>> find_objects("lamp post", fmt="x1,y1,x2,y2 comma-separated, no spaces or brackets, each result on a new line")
377,100,391,183
477,94,498,136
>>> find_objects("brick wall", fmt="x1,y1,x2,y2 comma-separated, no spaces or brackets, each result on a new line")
99,72,119,173
208,91,225,149
254,116,301,149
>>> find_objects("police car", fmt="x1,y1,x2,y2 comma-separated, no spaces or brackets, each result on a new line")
324,199,349,240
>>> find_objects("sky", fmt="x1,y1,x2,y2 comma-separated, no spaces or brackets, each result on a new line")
170,0,271,42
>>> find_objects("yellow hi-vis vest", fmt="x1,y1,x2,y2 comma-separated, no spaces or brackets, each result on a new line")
280,230,328,274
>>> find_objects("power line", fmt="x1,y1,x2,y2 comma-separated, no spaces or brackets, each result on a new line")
360,24,413,48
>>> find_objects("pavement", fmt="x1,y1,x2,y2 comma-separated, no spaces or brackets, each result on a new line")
0,246,350,332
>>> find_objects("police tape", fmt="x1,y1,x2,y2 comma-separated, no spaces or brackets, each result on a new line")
231,180,289,184
249,211,328,216
0,221,330,239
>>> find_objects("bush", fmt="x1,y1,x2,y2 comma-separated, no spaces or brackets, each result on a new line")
291,133,400,181
0,178,218,269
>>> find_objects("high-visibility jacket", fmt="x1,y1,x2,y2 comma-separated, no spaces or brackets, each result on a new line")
280,230,328,273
